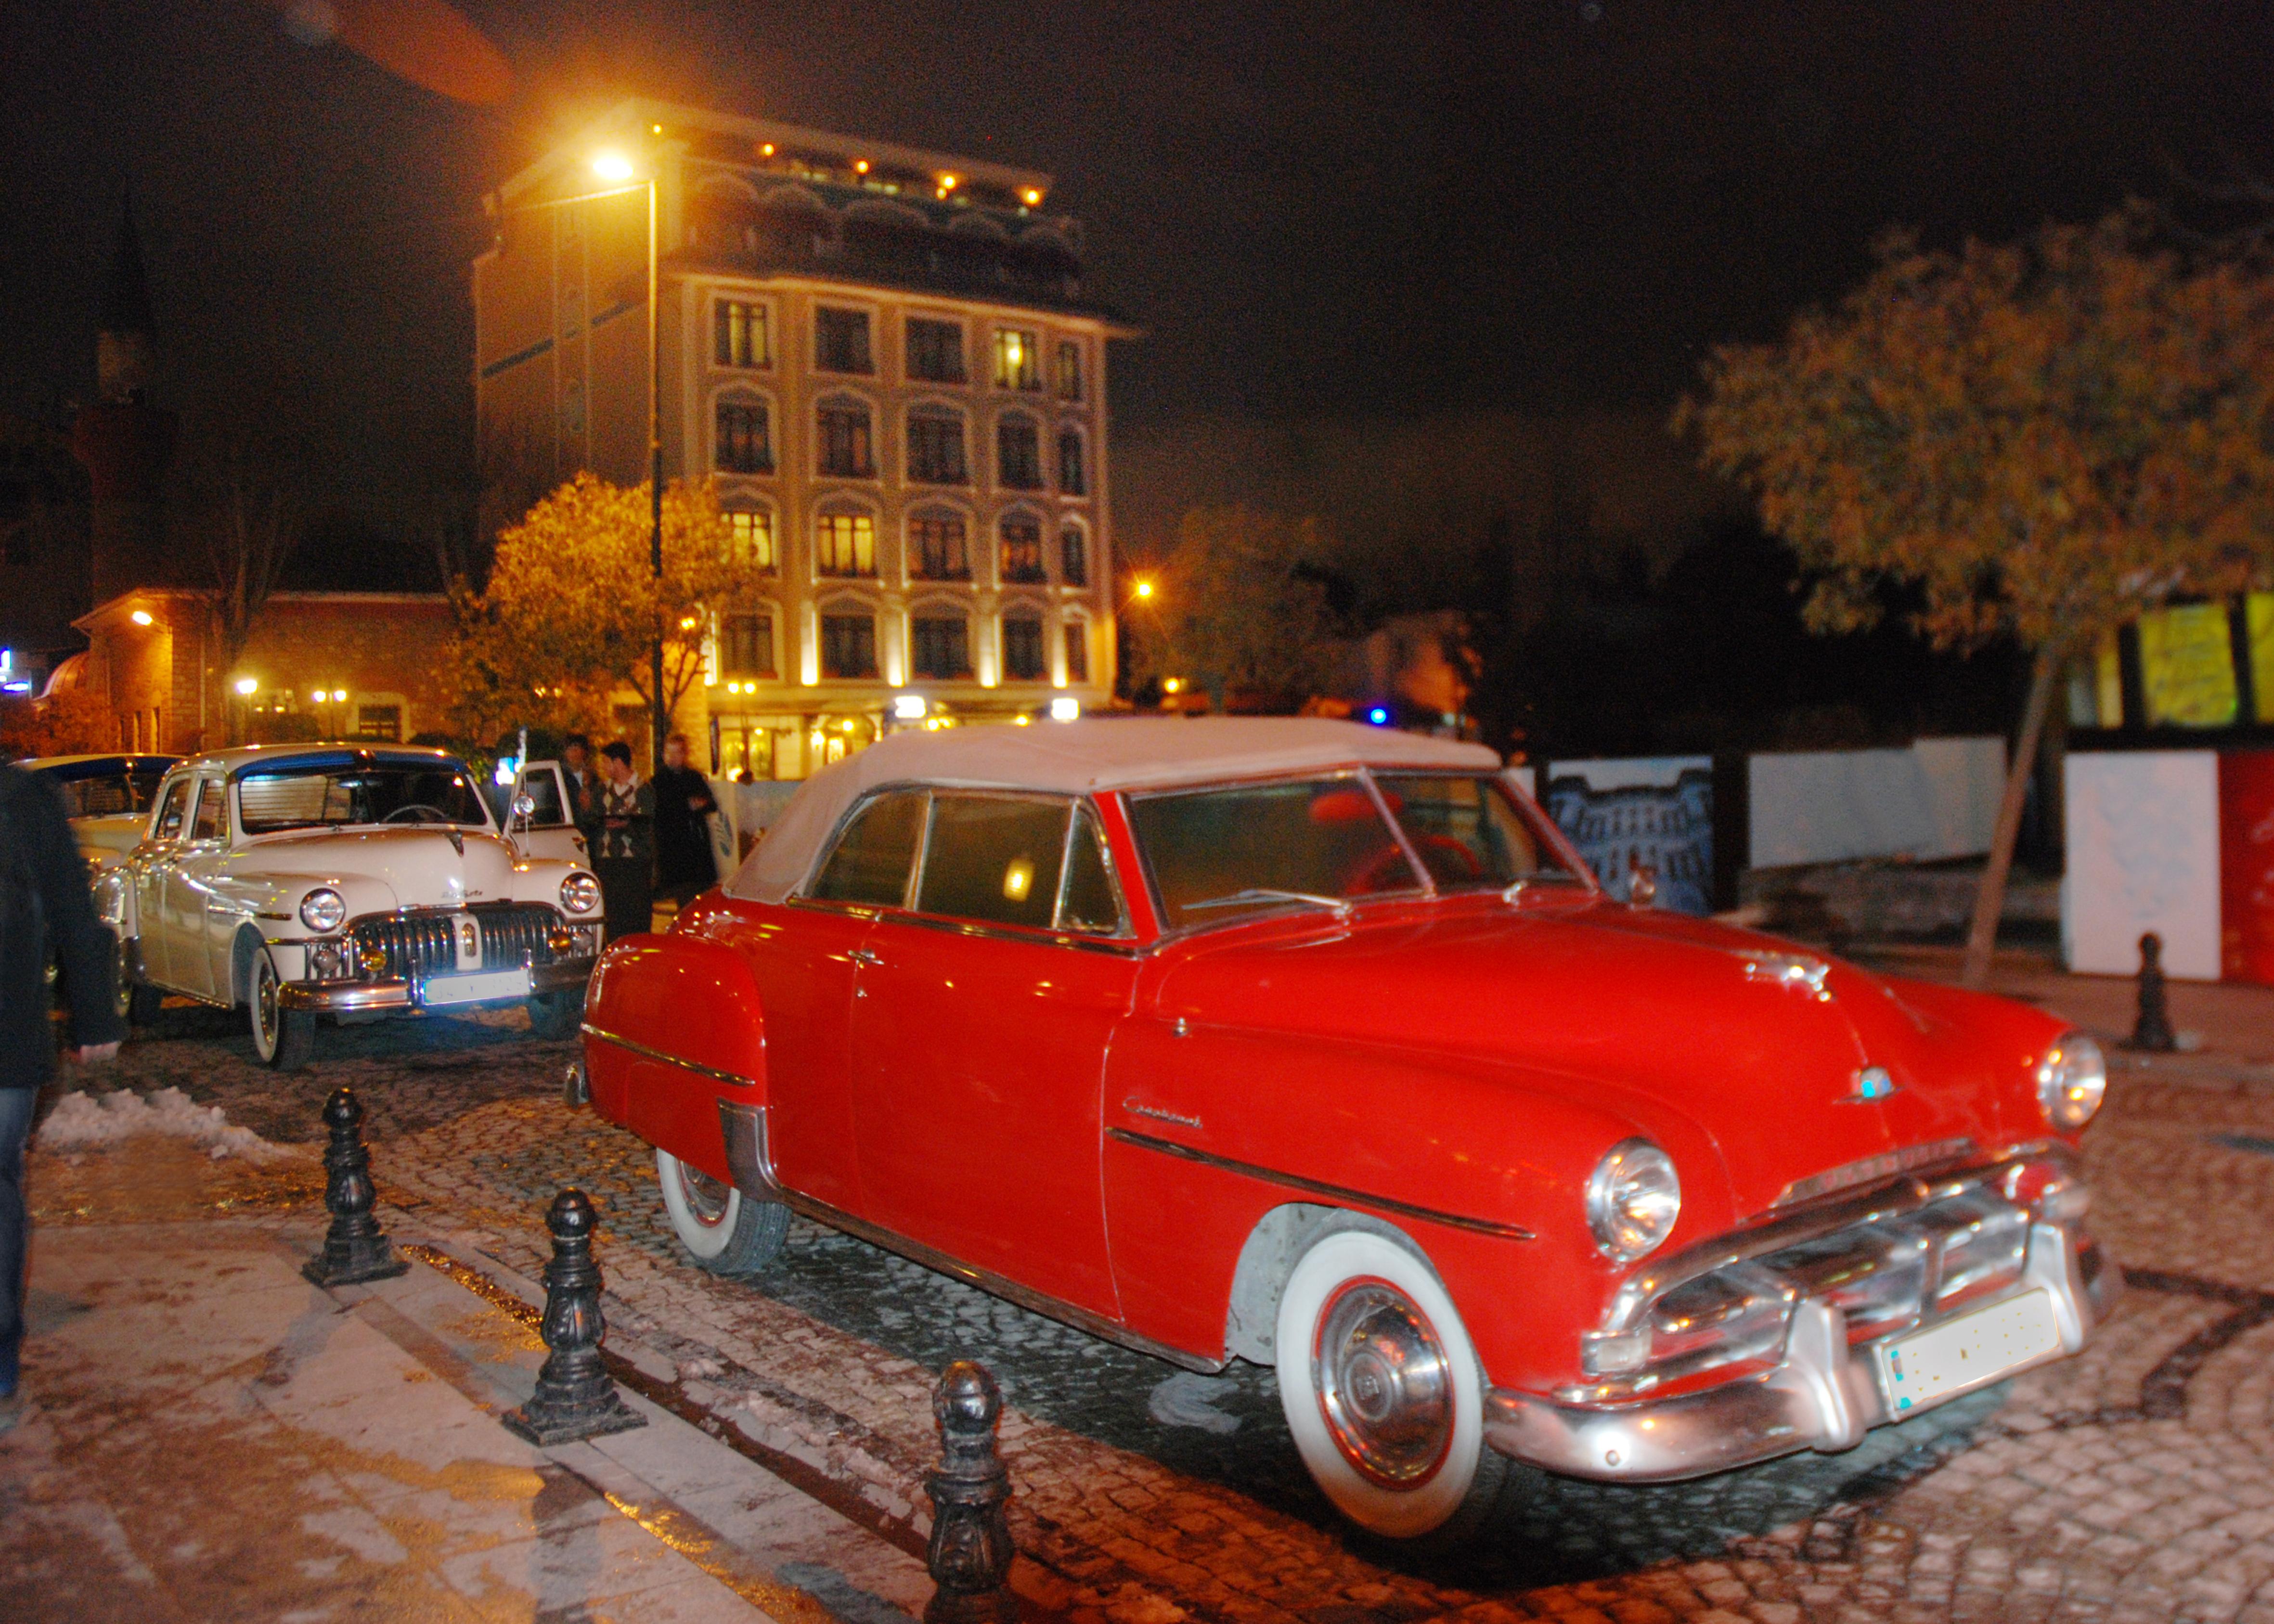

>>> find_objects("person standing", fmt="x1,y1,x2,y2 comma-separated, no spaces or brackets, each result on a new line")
0,760,124,1431
651,733,719,905
560,733,599,846
591,741,656,942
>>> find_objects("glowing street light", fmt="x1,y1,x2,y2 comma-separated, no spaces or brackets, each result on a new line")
893,694,928,721
591,150,635,183
1049,696,1080,722
233,676,258,696
129,608,153,626
1132,578,1155,601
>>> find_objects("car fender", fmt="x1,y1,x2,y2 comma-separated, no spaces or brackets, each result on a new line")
581,933,767,1186
506,853,594,911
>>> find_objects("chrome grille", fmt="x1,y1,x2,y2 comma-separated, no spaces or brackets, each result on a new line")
471,904,559,970
349,914,456,980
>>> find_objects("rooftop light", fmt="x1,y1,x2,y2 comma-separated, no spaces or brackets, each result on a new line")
129,609,153,626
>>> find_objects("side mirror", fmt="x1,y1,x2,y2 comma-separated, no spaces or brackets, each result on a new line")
511,793,537,824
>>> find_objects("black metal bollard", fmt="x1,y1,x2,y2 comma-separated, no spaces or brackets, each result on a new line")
502,1189,647,1446
303,1088,409,1287
2130,930,2177,1053
924,1361,1018,1624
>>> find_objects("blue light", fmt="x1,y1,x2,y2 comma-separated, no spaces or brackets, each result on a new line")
1366,706,1391,726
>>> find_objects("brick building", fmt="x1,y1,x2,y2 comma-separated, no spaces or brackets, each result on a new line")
475,100,1135,778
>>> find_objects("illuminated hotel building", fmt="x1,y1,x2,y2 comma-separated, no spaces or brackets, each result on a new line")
474,101,1134,778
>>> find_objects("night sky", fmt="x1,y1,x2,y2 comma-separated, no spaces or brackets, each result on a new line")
3,1,2270,527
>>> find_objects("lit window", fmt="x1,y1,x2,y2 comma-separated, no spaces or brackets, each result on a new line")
355,704,402,742
993,328,1039,390
714,300,771,368
906,407,969,484
821,612,878,678
1059,527,1088,586
1001,616,1046,680
818,400,875,477
816,307,874,374
996,417,1042,489
907,318,966,383
999,515,1046,583
911,616,972,679
1063,621,1089,682
715,400,773,473
722,613,775,677
1057,428,1085,495
817,512,877,577
911,513,970,580
726,511,776,572
1054,339,1083,400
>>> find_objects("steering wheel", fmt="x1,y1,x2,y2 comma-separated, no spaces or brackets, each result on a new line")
1347,835,1485,894
383,804,455,825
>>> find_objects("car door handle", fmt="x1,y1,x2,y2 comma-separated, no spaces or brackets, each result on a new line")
849,948,880,967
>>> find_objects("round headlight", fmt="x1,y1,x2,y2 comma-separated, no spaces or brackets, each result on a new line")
560,872,601,915
1586,1139,1682,1263
299,889,347,933
2037,1032,2106,1130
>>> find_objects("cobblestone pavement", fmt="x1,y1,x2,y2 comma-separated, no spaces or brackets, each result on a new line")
30,995,2274,1624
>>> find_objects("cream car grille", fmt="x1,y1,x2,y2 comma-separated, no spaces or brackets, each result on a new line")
350,905,560,980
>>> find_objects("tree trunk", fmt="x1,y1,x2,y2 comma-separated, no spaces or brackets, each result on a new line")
1962,644,2062,990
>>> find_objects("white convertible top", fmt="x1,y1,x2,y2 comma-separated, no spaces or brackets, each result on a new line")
728,716,1501,904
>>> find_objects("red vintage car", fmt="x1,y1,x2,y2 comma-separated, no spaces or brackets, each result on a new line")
578,718,2116,1541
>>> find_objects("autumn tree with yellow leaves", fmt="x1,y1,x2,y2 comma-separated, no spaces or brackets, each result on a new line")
447,472,742,747
1681,208,2274,986
1124,506,1345,713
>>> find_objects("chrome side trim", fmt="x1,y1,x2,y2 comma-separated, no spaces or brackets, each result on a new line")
1105,1125,1537,1241
1775,1137,1977,1208
580,1023,762,1092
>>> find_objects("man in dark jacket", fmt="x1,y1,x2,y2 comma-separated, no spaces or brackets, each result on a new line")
0,761,124,1426
591,741,656,942
651,733,719,904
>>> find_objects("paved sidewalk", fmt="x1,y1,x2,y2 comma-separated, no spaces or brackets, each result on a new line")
0,1213,934,1623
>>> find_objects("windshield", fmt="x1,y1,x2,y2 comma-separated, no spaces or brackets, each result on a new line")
1131,771,1582,930
45,766,172,820
237,761,492,834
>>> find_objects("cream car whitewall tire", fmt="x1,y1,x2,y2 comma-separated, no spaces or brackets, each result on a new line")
655,1148,789,1275
1274,1227,1503,1540
248,946,315,1070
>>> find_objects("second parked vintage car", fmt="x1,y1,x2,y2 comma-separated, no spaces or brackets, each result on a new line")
578,719,2117,1542
22,752,181,871
98,744,605,1067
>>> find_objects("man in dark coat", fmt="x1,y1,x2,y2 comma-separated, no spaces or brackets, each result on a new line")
651,733,719,904
560,733,599,845
591,741,656,942
0,761,124,1428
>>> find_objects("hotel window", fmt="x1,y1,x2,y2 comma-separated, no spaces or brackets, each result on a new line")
910,615,972,679
816,307,874,374
1054,340,1083,400
722,612,775,678
714,300,770,368
910,513,970,580
1057,429,1086,495
821,612,878,678
1063,622,1089,683
716,400,773,474
906,317,966,383
355,704,402,742
1000,515,1046,583
1001,615,1046,681
1059,527,1088,586
726,510,776,572
818,400,875,477
996,417,1042,489
993,328,1039,391
816,512,877,577
906,407,969,485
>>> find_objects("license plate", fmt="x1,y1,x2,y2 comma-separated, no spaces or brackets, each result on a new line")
1877,1289,2062,1415
421,968,531,1005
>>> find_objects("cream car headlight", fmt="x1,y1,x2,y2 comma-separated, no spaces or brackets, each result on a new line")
299,889,347,932
2037,1032,2107,1129
1586,1139,1682,1262
560,872,601,915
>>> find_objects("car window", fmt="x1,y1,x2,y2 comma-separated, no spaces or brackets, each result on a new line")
190,780,226,841
811,789,927,906
916,794,1069,930
1129,777,1421,929
518,767,568,827
236,763,491,833
1372,774,1577,889
1057,805,1125,935
152,778,191,840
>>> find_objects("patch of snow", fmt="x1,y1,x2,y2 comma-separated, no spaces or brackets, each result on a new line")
35,1088,305,1164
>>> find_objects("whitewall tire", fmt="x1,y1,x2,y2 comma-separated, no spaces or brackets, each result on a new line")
656,1147,789,1275
1275,1227,1504,1540
248,947,315,1070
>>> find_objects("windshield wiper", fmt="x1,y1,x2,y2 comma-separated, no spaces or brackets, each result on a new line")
1183,888,1354,919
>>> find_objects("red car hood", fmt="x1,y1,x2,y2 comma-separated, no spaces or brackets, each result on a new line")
1148,896,2065,1221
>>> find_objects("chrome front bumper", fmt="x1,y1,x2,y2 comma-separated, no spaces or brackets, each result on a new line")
278,954,596,1013
1485,1217,2116,1482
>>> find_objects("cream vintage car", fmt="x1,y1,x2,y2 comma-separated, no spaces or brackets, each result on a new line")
96,744,606,1068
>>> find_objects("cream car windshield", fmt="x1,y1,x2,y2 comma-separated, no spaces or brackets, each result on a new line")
237,760,492,834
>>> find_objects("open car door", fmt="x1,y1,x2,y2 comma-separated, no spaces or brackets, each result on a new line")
508,760,588,864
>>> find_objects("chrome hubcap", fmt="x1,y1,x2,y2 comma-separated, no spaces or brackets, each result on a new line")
1313,1278,1454,1487
256,963,278,1046
677,1159,732,1227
